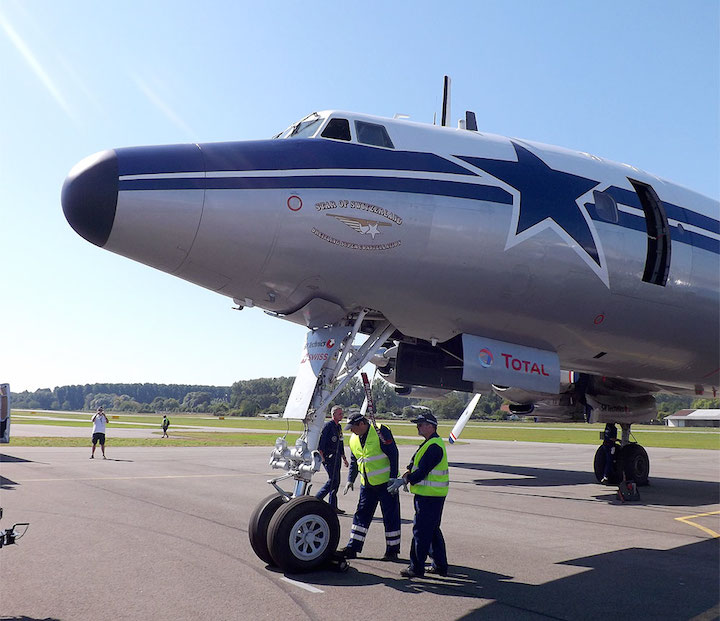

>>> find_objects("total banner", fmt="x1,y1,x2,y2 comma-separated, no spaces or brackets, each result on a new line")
462,335,560,394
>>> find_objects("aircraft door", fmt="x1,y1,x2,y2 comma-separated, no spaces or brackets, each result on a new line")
603,182,692,307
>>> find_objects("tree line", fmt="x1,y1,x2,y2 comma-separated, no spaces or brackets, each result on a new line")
9,380,715,420
9,377,505,419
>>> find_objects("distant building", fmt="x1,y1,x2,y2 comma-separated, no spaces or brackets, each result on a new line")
664,409,720,428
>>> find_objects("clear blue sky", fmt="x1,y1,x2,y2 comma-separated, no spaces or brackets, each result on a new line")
2,0,718,392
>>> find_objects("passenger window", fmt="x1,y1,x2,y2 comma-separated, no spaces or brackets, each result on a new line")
355,121,394,148
321,118,351,141
593,190,619,223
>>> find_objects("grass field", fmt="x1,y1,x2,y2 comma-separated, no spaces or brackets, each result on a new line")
8,409,719,449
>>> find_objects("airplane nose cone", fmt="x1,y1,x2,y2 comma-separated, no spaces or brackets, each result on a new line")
61,149,118,247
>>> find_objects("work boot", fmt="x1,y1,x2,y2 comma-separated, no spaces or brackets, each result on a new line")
338,547,357,559
400,566,423,578
381,550,399,562
425,564,448,577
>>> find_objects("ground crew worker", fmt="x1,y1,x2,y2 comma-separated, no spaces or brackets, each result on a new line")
316,405,349,513
339,412,401,561
601,423,618,484
397,411,449,578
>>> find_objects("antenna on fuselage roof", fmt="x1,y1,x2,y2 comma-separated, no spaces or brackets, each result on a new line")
441,75,451,127
439,76,479,130
465,110,478,131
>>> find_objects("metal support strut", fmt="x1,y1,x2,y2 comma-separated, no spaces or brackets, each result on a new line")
268,312,395,498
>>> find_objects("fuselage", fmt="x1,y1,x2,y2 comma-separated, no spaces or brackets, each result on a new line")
62,111,719,395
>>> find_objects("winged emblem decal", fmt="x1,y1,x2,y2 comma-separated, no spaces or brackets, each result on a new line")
326,213,391,239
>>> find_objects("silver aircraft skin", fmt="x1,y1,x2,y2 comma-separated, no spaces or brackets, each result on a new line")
62,110,719,399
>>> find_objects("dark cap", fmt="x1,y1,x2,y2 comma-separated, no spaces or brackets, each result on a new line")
344,412,367,430
411,412,438,426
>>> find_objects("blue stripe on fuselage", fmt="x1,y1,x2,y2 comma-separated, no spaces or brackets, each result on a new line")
585,203,720,254
118,139,478,178
118,174,514,205
606,186,719,236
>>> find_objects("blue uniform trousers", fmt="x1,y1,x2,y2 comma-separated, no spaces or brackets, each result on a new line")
602,442,616,479
346,483,401,554
409,495,447,575
316,457,342,509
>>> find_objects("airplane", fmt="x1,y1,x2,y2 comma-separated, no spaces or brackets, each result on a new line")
61,77,719,572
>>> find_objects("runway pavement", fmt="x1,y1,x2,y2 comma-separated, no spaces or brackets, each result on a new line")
1,441,718,620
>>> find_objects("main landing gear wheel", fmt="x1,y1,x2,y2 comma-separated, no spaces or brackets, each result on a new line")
249,493,288,566
267,496,340,573
593,445,623,484
621,443,650,486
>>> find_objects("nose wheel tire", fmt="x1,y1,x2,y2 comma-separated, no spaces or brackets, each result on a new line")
267,496,340,573
249,493,288,566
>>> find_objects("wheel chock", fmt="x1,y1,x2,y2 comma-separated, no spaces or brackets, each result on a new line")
617,481,641,502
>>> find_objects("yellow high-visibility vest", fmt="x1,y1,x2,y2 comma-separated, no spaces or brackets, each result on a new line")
349,425,391,486
410,436,449,497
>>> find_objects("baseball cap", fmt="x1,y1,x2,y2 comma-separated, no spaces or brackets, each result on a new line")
410,412,438,426
344,412,367,430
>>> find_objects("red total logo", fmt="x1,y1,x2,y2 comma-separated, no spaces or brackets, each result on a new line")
501,353,550,377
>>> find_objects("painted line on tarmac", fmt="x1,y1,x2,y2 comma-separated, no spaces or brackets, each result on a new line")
674,511,720,538
281,577,324,593
15,473,249,483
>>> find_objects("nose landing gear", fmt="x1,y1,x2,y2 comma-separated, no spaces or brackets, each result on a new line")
248,313,395,573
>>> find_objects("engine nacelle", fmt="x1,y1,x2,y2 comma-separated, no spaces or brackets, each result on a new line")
495,372,657,424
585,393,656,424
491,371,576,405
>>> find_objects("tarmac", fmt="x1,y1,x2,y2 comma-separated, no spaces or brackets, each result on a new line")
1,435,718,620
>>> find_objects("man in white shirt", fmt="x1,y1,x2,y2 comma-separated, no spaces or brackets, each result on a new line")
91,406,108,459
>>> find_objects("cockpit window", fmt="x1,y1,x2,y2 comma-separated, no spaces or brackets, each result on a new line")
321,118,351,141
275,113,324,139
355,121,394,148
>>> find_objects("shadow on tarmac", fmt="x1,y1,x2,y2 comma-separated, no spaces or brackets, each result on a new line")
1,475,20,490
450,462,720,507
0,454,34,463
0,618,61,621
0,455,33,490
300,539,719,620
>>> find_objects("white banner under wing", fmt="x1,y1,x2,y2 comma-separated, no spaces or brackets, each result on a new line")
462,335,560,394
283,326,349,420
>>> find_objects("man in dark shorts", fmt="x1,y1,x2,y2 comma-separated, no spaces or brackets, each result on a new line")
91,406,108,459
